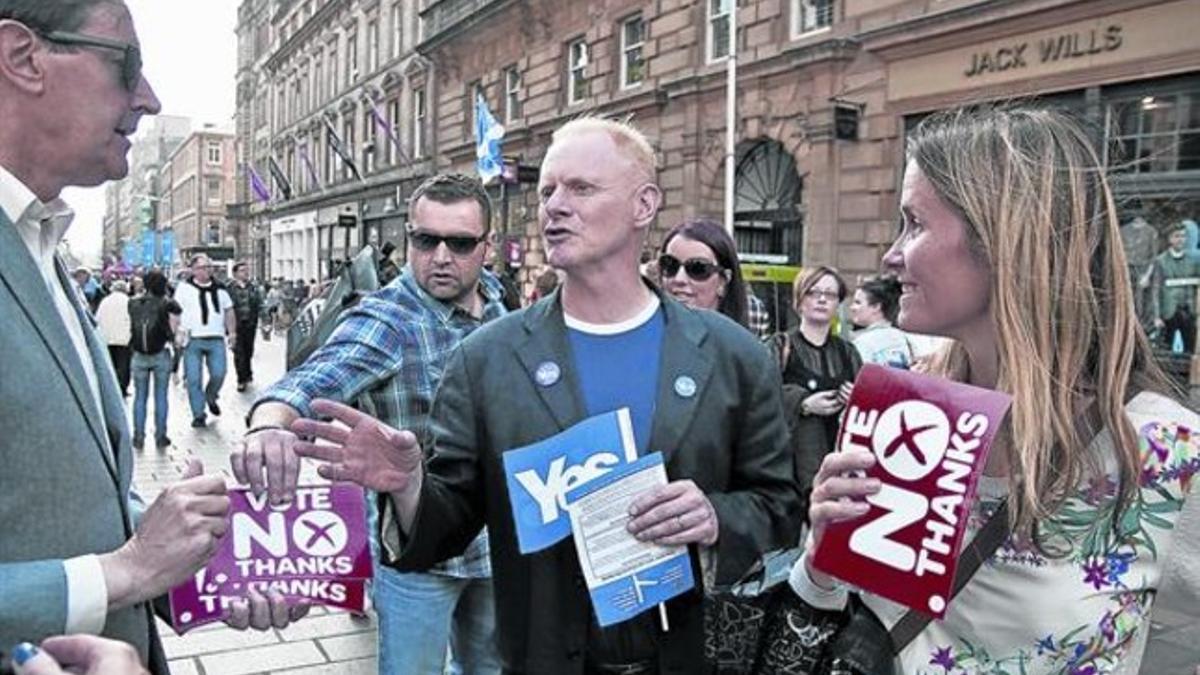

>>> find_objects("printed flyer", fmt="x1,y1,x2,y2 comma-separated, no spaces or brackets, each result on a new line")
565,452,695,627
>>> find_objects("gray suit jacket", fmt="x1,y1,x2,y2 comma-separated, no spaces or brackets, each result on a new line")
389,288,802,673
0,211,165,671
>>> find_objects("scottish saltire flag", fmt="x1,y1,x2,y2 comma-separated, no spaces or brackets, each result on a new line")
248,167,271,203
474,92,505,184
369,99,408,163
299,144,320,190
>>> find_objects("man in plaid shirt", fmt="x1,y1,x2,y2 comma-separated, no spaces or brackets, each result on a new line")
746,290,771,339
234,174,507,674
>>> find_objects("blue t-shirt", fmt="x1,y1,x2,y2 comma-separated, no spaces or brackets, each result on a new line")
565,298,664,453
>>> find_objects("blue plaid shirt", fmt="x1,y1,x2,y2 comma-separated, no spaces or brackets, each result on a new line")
257,266,508,578
747,291,770,339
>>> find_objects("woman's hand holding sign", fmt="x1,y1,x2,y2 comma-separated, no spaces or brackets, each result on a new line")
627,479,719,547
291,399,425,532
806,449,880,589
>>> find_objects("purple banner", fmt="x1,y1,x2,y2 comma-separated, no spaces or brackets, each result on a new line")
169,484,373,634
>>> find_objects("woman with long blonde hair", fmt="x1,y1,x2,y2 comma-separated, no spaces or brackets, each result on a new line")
794,107,1198,673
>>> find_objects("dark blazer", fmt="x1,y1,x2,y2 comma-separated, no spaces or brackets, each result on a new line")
0,211,167,673
387,288,801,674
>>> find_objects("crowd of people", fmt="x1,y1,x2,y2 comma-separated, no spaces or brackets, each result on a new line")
1,1,1198,674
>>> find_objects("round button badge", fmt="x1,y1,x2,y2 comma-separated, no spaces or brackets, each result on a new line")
674,376,697,398
535,361,561,387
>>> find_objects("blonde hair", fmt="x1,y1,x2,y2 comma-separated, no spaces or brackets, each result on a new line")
551,117,657,181
792,265,847,309
909,106,1173,545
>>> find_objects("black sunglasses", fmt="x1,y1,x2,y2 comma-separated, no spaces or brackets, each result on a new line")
39,30,143,91
408,230,486,255
658,254,723,282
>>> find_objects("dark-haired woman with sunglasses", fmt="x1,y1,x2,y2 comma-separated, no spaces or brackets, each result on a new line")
769,266,861,527
658,218,751,330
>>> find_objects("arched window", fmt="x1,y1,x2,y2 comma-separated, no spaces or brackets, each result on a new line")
734,139,803,264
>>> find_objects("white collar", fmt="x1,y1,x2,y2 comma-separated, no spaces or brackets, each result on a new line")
0,164,75,255
564,295,661,335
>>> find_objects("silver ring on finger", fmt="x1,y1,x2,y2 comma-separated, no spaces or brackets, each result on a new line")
675,514,685,530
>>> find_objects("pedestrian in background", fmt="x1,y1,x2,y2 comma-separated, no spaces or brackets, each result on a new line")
847,274,913,369
528,267,560,304
227,261,262,392
72,267,104,313
95,280,132,396
658,217,753,332
1150,221,1200,353
174,253,235,427
770,265,861,521
378,240,402,286
128,271,180,450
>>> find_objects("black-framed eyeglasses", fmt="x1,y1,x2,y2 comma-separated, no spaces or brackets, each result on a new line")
407,229,486,255
39,30,142,91
805,289,841,301
658,254,723,282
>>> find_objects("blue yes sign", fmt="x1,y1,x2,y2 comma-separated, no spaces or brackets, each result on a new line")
502,409,637,554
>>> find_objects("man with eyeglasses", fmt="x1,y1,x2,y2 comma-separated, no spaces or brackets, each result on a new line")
237,173,507,675
0,0,296,667
270,118,800,674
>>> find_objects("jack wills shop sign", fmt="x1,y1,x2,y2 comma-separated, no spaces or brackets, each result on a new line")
887,0,1197,102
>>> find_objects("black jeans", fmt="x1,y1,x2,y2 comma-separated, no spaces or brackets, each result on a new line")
107,344,131,395
234,320,258,384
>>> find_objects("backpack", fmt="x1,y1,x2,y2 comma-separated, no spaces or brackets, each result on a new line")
129,295,171,354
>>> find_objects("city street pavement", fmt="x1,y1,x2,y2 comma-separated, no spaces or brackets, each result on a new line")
126,333,379,675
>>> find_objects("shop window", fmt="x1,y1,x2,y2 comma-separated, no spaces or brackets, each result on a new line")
1108,89,1200,173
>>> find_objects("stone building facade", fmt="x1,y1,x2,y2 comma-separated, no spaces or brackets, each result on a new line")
100,115,192,265
419,0,1200,298
234,0,436,284
160,130,239,263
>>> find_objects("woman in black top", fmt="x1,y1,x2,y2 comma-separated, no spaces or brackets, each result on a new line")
771,265,862,523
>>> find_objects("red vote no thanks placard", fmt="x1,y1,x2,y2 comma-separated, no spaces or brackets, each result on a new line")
811,364,1012,618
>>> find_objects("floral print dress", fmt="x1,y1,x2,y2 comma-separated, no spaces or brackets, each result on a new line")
862,392,1200,675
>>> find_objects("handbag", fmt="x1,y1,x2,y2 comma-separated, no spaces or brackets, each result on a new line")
750,501,1010,675
704,548,823,674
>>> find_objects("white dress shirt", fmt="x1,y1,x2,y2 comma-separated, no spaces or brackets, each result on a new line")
0,165,110,634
